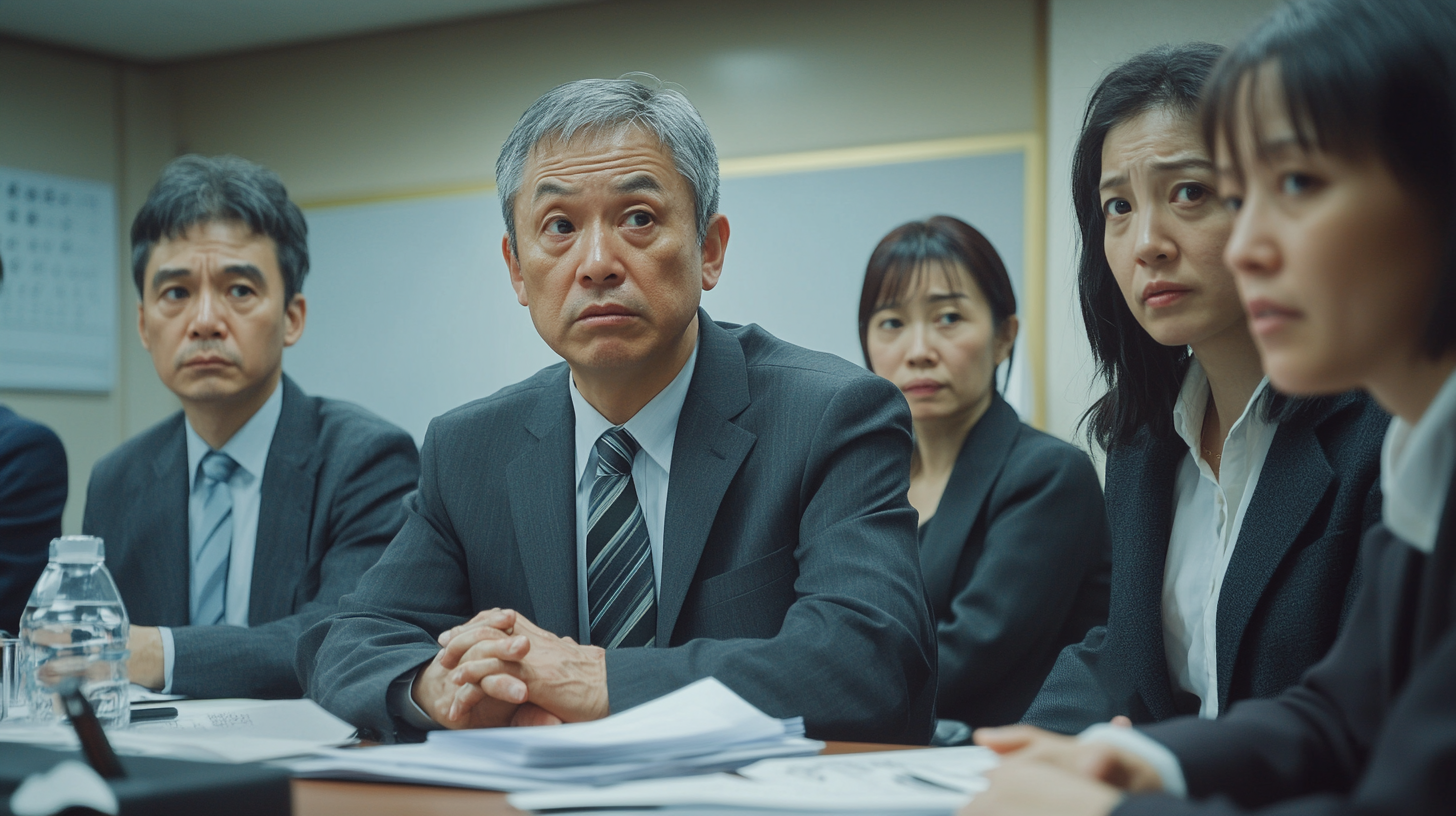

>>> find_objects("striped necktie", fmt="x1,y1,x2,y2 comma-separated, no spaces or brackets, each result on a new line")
192,451,239,626
586,427,657,648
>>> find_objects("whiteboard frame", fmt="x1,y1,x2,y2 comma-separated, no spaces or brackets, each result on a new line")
299,132,1048,428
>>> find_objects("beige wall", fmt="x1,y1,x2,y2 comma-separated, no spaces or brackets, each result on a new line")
169,0,1039,204
0,39,179,535
1,0,1305,534
2,0,1042,534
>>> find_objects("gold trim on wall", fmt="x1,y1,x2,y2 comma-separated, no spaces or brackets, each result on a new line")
297,131,1049,428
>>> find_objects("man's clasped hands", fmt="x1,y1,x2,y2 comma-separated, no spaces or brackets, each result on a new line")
409,608,610,729
407,608,1165,815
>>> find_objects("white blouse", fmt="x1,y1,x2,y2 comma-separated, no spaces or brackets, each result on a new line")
1162,359,1276,719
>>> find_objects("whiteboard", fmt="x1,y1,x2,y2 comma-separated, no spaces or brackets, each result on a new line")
0,167,118,392
290,149,1028,444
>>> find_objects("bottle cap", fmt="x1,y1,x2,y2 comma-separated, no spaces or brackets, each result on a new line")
49,535,105,564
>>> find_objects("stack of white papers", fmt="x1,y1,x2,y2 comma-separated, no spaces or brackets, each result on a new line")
0,698,359,763
509,747,997,814
287,677,822,790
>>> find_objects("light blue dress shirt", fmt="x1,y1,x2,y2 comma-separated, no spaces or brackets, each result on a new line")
157,380,284,692
568,342,697,645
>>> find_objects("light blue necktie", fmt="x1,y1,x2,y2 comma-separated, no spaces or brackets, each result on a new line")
192,451,239,626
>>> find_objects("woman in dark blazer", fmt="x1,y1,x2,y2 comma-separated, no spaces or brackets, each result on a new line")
859,216,1112,731
1019,43,1386,735
968,3,1456,811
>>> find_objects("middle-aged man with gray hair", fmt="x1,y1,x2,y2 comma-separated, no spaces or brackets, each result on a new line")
300,77,936,744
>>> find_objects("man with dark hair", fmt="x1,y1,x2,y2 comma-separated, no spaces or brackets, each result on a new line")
84,155,419,699
300,78,936,744
0,251,68,634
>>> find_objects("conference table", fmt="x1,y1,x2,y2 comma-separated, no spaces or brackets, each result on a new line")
294,741,921,816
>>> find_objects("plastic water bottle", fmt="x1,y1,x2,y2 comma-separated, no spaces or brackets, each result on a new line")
19,535,131,729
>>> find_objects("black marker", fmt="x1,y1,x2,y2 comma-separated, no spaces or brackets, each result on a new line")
130,705,178,722
57,678,127,779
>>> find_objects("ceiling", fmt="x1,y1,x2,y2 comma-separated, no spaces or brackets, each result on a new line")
0,0,595,63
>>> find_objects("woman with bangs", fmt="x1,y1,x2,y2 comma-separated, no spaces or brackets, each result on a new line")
858,216,1111,737
1019,41,1386,737
965,1,1456,814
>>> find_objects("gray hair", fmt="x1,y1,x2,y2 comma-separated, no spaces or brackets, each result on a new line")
495,76,720,255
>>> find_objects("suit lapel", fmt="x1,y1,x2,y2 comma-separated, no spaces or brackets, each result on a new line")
139,420,192,625
1116,435,1185,720
250,376,319,624
506,366,582,640
657,314,756,645
1212,405,1336,710
919,395,1019,611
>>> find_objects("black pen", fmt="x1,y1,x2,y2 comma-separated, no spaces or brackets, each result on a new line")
131,705,178,722
58,678,127,779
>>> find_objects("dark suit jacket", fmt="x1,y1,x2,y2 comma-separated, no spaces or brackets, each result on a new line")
0,406,67,634
298,313,937,744
1120,462,1456,816
1023,393,1386,733
82,375,418,698
923,392,1110,727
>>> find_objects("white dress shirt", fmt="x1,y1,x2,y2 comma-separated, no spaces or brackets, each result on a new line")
1094,368,1456,796
158,380,283,692
568,343,697,644
1162,359,1275,718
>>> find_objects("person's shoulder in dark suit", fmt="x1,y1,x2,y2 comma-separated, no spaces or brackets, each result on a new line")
0,405,67,633
85,410,183,500
928,396,1111,730
85,377,419,698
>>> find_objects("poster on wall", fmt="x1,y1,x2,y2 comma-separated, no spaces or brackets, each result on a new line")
0,166,117,392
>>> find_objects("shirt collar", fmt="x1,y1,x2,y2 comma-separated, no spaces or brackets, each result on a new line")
184,378,285,488
570,340,699,486
1171,357,1272,455
1381,367,1456,554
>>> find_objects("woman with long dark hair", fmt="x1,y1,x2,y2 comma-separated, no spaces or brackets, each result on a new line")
858,216,1110,733
967,2,1456,813
1020,42,1386,734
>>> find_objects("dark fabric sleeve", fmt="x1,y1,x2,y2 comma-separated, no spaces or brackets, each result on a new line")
0,418,67,633
1114,530,1456,816
935,443,1111,726
168,422,419,698
604,375,937,744
298,421,482,741
1020,625,1126,733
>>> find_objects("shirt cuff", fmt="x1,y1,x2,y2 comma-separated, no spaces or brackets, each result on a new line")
1078,723,1188,798
389,669,442,732
158,626,176,694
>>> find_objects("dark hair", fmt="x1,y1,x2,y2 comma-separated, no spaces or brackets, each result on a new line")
1073,43,1226,449
857,216,1018,389
1202,0,1456,358
130,155,309,303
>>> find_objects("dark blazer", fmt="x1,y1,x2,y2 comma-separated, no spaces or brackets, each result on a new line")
923,392,1110,727
298,313,937,744
1023,393,1386,733
82,375,419,699
0,406,67,634
1121,462,1456,816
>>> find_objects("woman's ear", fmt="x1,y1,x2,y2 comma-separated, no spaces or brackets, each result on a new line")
994,314,1020,366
